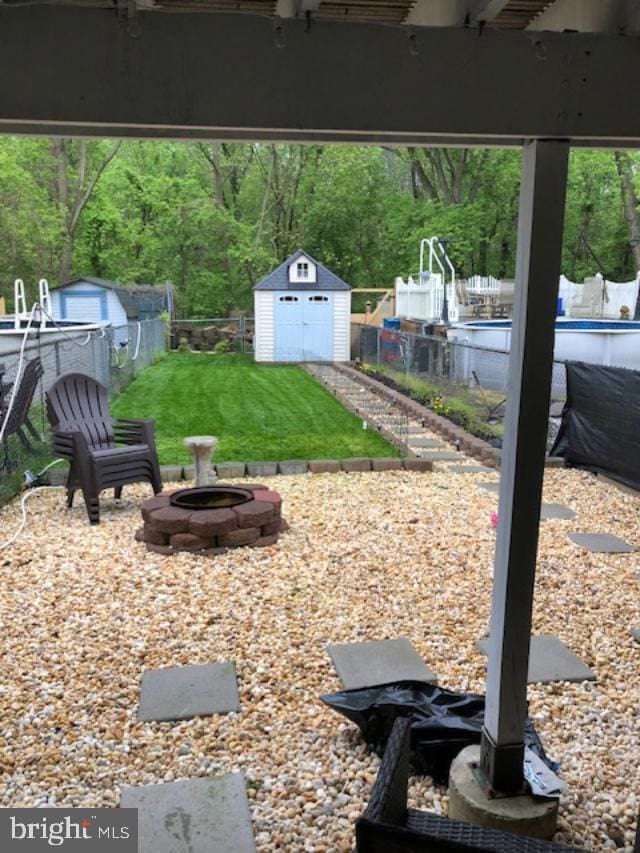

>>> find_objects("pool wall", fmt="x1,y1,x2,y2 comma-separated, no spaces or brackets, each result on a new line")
0,323,103,356
447,319,640,396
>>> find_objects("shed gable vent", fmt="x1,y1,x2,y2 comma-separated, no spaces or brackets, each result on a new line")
289,257,316,284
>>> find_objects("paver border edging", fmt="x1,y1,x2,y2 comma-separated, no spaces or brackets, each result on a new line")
328,364,565,470
154,457,432,482
328,362,501,467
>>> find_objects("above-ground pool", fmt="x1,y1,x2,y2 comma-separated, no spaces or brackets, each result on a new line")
449,318,640,369
447,318,640,394
460,318,640,331
0,319,102,355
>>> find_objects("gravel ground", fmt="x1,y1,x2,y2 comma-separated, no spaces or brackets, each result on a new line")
0,468,639,851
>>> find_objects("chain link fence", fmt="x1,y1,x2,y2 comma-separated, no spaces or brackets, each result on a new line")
352,323,572,449
0,317,166,505
353,324,568,401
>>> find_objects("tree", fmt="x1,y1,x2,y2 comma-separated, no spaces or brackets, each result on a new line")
0,138,638,318
49,139,122,283
614,151,640,274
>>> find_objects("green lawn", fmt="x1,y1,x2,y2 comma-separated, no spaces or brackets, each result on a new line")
111,353,398,465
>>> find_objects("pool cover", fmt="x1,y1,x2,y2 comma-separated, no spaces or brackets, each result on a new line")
551,361,640,491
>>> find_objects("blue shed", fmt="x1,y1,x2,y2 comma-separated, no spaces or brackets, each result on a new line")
253,250,352,363
51,277,139,328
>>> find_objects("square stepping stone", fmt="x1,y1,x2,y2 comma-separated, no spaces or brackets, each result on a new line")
630,628,640,644
568,532,634,553
478,481,500,493
121,774,255,853
540,502,576,520
475,634,595,684
408,438,444,448
415,451,461,462
138,662,239,722
448,465,494,474
327,638,437,689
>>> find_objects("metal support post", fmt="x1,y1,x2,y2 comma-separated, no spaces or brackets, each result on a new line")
480,139,570,794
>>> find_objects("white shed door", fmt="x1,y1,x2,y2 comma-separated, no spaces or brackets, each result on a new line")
274,292,333,361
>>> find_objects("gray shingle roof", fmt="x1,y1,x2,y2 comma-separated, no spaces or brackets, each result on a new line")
253,250,351,292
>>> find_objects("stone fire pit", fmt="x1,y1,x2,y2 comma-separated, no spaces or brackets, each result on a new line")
136,484,287,555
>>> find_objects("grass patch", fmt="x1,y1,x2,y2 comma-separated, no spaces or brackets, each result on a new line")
111,352,398,465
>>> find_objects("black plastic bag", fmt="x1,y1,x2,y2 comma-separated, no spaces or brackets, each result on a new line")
321,680,557,785
551,361,640,491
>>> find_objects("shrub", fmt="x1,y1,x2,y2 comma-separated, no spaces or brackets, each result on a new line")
213,339,231,355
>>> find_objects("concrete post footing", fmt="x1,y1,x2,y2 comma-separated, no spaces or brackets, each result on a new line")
448,746,559,840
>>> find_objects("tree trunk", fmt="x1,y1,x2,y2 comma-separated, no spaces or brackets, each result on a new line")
52,139,122,283
614,151,640,273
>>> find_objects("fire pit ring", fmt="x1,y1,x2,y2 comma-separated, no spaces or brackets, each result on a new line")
136,484,287,556
170,486,253,510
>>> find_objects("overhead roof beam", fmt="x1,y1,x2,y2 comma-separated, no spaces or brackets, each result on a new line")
527,0,639,34
0,7,639,147
275,0,322,18
405,0,510,27
466,0,511,24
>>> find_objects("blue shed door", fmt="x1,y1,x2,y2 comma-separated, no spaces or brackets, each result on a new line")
302,294,333,360
274,294,304,361
274,292,333,361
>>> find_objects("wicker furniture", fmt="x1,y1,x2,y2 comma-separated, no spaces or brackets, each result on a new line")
0,357,43,471
46,372,162,524
355,717,584,853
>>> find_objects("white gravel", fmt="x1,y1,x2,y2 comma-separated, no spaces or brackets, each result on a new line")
0,468,639,851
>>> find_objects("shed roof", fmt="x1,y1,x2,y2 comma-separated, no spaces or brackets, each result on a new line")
254,250,352,292
55,277,140,319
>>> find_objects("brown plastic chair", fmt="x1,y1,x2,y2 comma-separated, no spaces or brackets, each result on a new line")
46,372,161,524
0,357,44,471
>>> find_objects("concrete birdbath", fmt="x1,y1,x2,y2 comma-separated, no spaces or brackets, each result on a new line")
184,435,218,487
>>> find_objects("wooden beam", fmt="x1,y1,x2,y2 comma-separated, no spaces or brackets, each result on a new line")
0,9,639,146
467,0,511,23
405,0,469,27
275,0,322,18
527,0,638,33
480,138,570,793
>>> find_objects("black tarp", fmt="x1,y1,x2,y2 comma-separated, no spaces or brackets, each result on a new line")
321,681,557,785
551,361,640,491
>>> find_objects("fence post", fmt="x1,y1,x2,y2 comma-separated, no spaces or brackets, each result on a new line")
54,341,61,377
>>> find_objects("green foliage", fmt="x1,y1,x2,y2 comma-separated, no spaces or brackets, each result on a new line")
0,139,638,314
111,353,398,464
213,339,231,355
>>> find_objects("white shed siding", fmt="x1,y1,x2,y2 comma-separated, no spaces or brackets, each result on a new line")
332,291,351,361
50,290,63,319
254,290,275,362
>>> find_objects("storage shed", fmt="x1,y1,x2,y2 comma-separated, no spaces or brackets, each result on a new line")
51,277,138,327
254,250,351,362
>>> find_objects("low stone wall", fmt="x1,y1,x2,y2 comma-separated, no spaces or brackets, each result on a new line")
136,485,287,556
